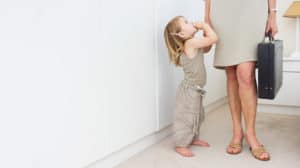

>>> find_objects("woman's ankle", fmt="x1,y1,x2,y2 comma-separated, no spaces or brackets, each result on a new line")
233,129,244,138
245,130,257,137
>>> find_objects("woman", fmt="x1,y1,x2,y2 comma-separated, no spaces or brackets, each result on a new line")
204,0,278,161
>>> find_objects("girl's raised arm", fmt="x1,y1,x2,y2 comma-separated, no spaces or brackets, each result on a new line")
185,22,218,51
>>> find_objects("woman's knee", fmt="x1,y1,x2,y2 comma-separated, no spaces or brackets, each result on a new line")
236,62,256,87
225,66,238,82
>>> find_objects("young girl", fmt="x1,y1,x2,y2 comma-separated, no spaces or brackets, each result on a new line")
164,16,218,157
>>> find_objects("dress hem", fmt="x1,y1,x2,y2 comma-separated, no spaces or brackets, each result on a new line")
214,58,258,70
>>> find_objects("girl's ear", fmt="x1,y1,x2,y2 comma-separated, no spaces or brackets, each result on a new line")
177,32,185,39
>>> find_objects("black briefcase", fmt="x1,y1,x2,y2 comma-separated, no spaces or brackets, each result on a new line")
256,34,283,99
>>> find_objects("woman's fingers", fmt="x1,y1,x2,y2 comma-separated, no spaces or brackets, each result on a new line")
265,21,278,37
272,25,278,37
269,25,278,37
266,15,278,37
265,24,270,35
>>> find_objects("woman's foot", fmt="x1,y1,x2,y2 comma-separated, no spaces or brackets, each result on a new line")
226,133,243,154
244,133,270,161
191,139,210,147
175,147,194,157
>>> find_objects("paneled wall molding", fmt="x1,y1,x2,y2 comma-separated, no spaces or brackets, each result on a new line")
283,56,300,72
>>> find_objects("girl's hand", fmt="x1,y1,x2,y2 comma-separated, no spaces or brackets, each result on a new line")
193,22,211,30
193,22,205,29
265,13,278,37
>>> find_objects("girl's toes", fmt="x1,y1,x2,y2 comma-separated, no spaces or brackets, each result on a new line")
261,153,269,160
175,147,194,157
203,142,210,147
192,140,210,147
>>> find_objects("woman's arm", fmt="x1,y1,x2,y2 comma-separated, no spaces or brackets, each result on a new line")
266,0,278,37
203,0,213,53
268,0,277,14
204,0,211,26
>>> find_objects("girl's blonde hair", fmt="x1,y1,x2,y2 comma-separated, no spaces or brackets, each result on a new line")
164,16,185,66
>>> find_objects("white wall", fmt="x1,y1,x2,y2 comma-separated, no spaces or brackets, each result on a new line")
0,0,157,168
0,1,226,168
277,0,297,57
100,0,157,161
0,1,109,168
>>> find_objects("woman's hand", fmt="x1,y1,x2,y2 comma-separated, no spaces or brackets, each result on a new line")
265,13,278,37
204,16,213,28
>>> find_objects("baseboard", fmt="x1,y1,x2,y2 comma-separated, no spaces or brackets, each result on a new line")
207,97,300,116
258,104,300,115
204,96,228,113
86,97,228,168
86,126,173,168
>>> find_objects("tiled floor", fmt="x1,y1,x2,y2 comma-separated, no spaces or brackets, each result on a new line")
115,105,300,168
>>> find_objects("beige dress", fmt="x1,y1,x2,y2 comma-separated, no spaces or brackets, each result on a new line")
173,49,206,147
210,0,268,69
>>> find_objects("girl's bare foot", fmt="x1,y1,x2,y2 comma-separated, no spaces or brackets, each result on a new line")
175,147,194,157
191,139,210,147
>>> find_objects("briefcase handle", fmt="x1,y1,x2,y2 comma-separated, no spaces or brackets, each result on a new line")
264,31,274,42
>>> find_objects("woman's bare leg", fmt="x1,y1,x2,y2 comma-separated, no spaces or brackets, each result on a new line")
225,66,243,153
236,61,269,159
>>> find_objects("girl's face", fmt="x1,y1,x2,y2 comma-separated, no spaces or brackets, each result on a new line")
178,17,197,39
